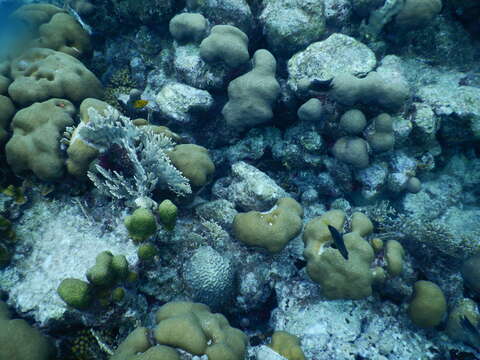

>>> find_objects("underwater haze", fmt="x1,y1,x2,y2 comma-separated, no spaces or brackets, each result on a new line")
0,0,480,359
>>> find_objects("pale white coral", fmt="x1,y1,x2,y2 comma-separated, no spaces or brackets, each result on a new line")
79,107,191,204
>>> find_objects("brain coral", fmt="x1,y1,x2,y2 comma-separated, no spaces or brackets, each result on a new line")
184,246,235,309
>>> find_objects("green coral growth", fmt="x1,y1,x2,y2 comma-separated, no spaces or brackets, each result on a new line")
408,280,446,328
86,251,129,287
233,197,303,253
158,200,177,231
0,301,55,360
137,243,158,261
153,301,247,360
57,278,93,310
303,210,379,300
111,327,180,360
58,251,133,310
124,208,157,242
111,287,126,303
268,331,306,360
2,184,26,204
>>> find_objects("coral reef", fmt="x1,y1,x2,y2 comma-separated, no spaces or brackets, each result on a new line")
1,0,480,358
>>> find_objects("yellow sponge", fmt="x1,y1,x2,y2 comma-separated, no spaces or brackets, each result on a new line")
268,331,306,360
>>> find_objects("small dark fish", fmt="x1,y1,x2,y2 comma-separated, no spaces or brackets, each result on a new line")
461,315,480,336
310,78,333,91
459,315,480,352
328,225,349,260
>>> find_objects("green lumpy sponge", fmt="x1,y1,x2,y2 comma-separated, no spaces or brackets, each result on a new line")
124,208,157,242
57,278,93,310
408,280,446,328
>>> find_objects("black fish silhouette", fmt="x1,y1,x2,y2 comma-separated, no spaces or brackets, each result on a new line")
328,225,349,260
461,315,479,336
459,315,480,351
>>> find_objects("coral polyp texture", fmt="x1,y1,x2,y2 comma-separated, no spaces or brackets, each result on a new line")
6,98,76,180
8,48,103,106
1,0,480,359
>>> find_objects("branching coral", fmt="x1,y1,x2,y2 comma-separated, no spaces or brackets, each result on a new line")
78,107,191,205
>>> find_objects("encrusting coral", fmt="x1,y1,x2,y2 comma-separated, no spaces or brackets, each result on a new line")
233,197,303,253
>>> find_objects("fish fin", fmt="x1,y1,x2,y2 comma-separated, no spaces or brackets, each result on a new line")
461,315,480,336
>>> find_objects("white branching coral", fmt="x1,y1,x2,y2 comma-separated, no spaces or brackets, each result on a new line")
78,107,191,204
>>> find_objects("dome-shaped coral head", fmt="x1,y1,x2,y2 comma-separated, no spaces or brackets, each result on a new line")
97,143,135,177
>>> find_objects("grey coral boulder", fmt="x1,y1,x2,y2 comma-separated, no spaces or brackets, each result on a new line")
186,0,254,35
324,0,352,27
417,83,480,143
394,0,442,29
173,43,230,90
297,98,323,122
330,55,410,111
287,33,376,93
199,25,249,68
212,161,288,211
259,0,327,55
169,13,207,43
410,102,440,148
386,151,417,193
155,82,214,124
222,49,280,130
355,161,389,202
195,200,238,229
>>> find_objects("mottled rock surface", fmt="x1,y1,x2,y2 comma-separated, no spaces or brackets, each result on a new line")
287,33,376,92
212,161,288,211
155,82,213,124
259,0,326,55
